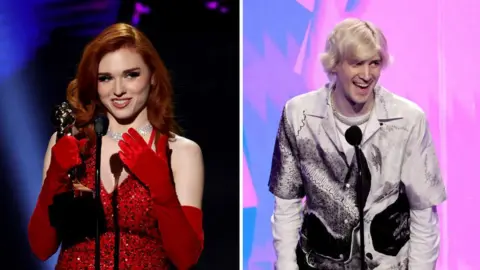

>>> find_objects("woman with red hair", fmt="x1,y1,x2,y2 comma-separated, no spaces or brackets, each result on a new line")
28,23,204,269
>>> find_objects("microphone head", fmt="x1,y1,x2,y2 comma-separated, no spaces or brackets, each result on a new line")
94,114,109,136
345,125,362,146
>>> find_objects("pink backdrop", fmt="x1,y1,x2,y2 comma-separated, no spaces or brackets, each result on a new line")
243,0,480,269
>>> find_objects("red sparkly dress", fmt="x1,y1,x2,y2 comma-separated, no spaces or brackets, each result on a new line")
28,131,204,270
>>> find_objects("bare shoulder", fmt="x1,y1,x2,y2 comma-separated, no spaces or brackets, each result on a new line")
167,133,204,173
167,134,204,207
168,133,203,156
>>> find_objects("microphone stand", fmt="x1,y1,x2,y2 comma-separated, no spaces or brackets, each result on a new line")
353,145,366,270
95,132,102,270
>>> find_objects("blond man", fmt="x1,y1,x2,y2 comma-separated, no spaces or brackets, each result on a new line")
269,18,446,270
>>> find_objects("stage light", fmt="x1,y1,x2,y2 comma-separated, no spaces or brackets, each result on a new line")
132,2,151,26
204,0,231,13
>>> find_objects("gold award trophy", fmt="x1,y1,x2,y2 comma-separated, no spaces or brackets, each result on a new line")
49,102,104,245
51,102,82,183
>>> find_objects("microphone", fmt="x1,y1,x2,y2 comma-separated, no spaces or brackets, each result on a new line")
345,125,362,146
345,125,368,270
94,114,109,136
93,114,109,270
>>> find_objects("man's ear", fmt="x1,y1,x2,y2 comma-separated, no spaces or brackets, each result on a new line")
331,62,339,73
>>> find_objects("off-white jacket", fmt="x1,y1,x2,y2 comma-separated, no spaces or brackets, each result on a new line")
269,85,446,270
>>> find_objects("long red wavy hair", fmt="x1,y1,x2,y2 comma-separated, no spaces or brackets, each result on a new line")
66,23,179,154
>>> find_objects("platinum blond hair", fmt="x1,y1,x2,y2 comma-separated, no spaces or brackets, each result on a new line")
320,18,390,78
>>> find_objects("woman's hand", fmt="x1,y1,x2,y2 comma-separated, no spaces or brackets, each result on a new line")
119,128,168,177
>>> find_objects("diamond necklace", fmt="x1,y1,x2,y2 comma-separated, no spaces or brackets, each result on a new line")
106,123,153,142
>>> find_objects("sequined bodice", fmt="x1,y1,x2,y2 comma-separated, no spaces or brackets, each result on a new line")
56,146,169,269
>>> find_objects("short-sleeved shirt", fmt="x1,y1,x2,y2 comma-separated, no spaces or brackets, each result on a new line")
268,84,446,269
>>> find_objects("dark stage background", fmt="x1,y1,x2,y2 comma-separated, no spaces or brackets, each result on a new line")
0,0,239,269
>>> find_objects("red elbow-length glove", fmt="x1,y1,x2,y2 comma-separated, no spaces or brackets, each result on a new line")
119,129,204,270
28,136,86,261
